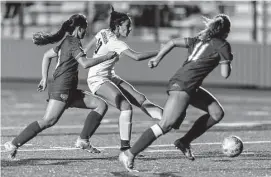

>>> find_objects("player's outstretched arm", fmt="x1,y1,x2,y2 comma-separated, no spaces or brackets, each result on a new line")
121,48,159,61
83,37,97,53
77,51,117,69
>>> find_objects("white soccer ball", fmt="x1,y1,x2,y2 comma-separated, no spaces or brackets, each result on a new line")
222,135,243,157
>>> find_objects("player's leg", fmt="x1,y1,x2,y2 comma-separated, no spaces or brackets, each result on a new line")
118,79,163,120
175,87,224,152
5,99,66,159
95,81,133,151
119,91,190,171
69,90,108,153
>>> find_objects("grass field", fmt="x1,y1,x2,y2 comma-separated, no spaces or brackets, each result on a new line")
1,82,271,177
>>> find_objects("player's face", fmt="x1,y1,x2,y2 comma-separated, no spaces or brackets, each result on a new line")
78,27,87,39
119,19,132,38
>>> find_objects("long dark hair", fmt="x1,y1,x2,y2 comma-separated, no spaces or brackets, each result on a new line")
198,14,231,42
109,6,130,31
33,14,88,46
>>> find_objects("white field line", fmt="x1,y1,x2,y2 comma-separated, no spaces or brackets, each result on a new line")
0,144,32,147
1,141,270,153
2,120,271,130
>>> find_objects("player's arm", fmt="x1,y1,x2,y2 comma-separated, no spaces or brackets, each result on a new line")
219,42,233,79
121,48,159,61
38,48,58,91
147,40,176,68
76,52,117,69
41,48,58,80
83,37,97,53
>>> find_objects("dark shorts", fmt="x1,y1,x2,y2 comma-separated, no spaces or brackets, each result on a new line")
167,79,199,96
48,89,89,107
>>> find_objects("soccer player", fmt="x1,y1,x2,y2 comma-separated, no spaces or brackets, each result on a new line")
83,7,163,151
119,14,233,171
4,14,117,159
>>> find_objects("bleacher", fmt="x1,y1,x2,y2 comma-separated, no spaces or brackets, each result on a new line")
1,1,270,44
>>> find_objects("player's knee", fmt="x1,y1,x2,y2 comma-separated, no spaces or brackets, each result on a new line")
120,100,132,111
96,99,108,116
159,121,174,134
114,94,130,110
40,116,58,129
210,107,224,122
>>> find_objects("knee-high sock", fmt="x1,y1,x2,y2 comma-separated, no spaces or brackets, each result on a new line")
12,121,43,147
141,99,163,120
80,111,103,140
181,114,218,144
119,110,132,147
130,124,163,156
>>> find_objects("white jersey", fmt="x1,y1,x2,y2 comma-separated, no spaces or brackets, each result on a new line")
87,29,129,78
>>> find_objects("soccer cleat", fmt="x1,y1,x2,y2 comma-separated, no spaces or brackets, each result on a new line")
174,139,195,161
4,141,18,159
75,137,100,153
119,151,138,172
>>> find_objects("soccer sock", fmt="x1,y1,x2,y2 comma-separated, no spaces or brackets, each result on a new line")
12,121,43,147
181,114,218,144
80,111,103,140
119,110,132,147
141,99,163,120
130,124,163,156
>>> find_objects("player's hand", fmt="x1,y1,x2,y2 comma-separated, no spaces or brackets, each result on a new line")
37,79,47,92
106,51,117,60
148,58,160,68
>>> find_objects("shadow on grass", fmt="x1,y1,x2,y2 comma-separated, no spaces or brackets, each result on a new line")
111,171,183,177
1,156,118,167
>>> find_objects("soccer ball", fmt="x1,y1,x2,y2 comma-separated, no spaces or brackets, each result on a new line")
222,135,243,157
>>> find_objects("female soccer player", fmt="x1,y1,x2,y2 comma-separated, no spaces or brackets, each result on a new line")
119,14,233,171
84,7,163,151
4,14,117,159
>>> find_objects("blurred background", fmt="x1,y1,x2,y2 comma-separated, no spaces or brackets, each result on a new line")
1,1,271,88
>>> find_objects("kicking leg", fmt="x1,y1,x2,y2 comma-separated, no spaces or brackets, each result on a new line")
118,80,163,120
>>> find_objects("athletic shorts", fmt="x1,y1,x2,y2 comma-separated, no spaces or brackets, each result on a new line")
87,75,123,94
167,79,199,96
48,89,89,107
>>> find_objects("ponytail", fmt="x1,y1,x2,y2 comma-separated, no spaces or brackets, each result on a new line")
32,19,73,46
197,14,231,42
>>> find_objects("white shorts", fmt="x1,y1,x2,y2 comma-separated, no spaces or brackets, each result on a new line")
87,75,123,94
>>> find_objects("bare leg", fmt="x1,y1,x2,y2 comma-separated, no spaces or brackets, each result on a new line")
118,80,163,120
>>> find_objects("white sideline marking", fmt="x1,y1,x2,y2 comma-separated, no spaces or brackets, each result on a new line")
1,141,270,153
2,120,271,130
0,144,32,147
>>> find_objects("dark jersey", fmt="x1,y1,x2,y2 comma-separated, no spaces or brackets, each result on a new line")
50,36,86,92
169,37,233,93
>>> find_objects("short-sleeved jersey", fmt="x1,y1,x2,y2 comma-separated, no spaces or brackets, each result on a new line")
87,29,129,78
50,36,86,92
169,37,233,92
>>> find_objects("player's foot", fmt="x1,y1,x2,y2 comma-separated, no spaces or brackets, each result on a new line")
174,138,195,161
4,141,18,159
119,151,138,172
75,137,100,153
